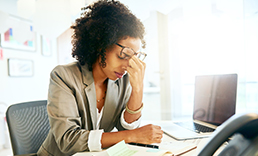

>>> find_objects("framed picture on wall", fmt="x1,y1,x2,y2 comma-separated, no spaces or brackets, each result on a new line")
41,35,52,56
0,16,36,51
7,58,34,77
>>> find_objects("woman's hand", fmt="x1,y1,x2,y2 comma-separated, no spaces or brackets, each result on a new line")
101,124,163,148
126,55,146,92
129,124,163,144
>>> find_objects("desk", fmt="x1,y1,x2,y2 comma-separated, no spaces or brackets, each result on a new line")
74,120,226,156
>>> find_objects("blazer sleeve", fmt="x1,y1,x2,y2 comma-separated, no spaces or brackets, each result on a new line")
47,65,91,155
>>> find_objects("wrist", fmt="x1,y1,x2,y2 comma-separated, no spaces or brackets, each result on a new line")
131,86,143,94
125,129,136,143
126,103,143,114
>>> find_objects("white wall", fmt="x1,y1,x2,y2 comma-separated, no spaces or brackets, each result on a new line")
0,33,58,149
0,35,58,106
0,0,61,104
0,1,59,149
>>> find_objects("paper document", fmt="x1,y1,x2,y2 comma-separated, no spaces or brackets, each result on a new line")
107,140,173,156
76,140,196,156
107,140,138,156
127,144,173,156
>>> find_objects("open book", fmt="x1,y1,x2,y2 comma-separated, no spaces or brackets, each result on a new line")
106,140,197,156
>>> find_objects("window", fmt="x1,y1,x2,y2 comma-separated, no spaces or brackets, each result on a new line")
141,0,258,120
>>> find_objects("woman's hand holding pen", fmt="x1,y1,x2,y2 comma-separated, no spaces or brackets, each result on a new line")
129,124,163,144
101,124,163,148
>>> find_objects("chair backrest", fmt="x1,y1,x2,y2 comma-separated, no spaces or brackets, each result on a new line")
6,100,50,155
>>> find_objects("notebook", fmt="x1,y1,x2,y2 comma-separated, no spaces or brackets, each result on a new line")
161,73,238,140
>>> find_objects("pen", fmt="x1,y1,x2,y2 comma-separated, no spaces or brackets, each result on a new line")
128,142,159,149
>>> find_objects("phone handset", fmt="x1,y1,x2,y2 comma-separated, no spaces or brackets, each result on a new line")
198,113,258,156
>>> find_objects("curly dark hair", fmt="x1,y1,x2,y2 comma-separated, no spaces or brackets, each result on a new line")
70,0,146,71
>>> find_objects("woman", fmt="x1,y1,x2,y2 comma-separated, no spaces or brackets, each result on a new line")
38,0,163,155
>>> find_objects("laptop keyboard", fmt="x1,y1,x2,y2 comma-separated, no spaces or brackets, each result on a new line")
175,121,215,133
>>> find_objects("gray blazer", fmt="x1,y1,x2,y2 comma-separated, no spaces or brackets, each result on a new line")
37,62,132,156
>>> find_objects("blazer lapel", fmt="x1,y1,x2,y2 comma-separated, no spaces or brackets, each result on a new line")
85,83,97,130
100,79,119,130
81,64,97,130
81,64,120,131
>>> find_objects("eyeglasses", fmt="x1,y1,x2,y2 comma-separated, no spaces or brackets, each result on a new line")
116,43,147,61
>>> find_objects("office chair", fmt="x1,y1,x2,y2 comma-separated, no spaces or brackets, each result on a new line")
6,100,50,156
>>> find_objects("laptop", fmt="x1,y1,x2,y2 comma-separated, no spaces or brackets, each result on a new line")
161,73,238,140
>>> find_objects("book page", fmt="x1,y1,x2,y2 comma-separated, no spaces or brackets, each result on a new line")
159,141,197,156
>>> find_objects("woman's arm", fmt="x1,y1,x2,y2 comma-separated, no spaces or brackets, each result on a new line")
101,124,163,148
124,55,146,123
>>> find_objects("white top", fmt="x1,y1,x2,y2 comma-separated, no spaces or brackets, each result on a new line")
88,108,141,152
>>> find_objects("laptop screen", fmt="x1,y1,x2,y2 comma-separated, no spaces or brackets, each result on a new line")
193,74,238,125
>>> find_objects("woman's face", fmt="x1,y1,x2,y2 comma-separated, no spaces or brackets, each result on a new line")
101,37,141,81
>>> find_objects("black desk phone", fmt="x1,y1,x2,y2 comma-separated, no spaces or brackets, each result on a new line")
198,113,258,156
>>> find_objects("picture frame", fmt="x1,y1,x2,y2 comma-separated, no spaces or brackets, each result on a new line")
7,58,34,77
41,35,52,56
0,16,36,51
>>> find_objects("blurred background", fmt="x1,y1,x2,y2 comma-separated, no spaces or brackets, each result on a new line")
0,0,258,155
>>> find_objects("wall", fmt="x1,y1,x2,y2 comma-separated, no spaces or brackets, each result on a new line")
0,0,63,104
0,15,59,150
0,0,84,149
0,35,58,105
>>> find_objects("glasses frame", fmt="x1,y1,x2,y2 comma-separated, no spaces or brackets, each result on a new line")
115,43,147,61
